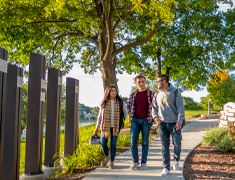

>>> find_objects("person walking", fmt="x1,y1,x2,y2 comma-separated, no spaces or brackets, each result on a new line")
128,75,155,170
152,74,185,176
94,84,128,169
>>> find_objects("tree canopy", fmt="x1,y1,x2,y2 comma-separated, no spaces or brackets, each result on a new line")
129,0,235,90
0,0,233,90
207,71,235,107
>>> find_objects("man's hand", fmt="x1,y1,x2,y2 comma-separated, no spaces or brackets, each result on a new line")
175,123,182,130
155,119,162,125
94,127,99,134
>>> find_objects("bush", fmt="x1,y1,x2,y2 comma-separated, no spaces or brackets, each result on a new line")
202,127,228,146
202,127,235,152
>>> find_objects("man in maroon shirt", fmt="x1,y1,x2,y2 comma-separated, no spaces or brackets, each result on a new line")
128,75,154,170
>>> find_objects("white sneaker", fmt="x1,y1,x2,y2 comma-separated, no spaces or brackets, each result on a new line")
129,162,138,170
140,163,147,170
160,168,169,176
173,161,179,171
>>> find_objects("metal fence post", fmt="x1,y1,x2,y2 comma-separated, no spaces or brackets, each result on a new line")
1,64,23,180
44,68,62,166
64,77,79,155
24,53,46,174
0,47,8,178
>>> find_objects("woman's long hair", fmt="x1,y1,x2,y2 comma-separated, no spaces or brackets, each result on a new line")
101,84,121,108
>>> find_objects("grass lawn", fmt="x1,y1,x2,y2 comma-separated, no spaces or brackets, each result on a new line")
185,109,220,117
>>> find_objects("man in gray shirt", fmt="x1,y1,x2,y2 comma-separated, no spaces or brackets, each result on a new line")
152,74,185,176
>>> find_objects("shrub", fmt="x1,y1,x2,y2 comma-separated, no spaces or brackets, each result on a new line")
202,127,235,152
215,134,235,152
202,127,228,146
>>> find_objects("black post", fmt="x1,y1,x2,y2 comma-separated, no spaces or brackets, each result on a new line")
25,53,46,174
44,68,62,166
64,77,79,155
1,64,23,180
0,48,8,178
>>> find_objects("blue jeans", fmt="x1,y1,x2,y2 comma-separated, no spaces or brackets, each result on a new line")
101,128,119,162
130,118,153,164
158,122,182,170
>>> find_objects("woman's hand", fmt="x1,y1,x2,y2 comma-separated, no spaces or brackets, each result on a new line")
94,127,98,134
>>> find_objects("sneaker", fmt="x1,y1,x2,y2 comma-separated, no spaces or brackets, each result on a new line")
102,156,110,166
140,163,147,170
109,162,114,169
173,161,179,171
129,162,138,170
160,168,169,176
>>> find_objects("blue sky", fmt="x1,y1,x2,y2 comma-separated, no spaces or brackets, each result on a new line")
64,2,234,107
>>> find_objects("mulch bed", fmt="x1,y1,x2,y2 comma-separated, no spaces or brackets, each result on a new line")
183,144,235,180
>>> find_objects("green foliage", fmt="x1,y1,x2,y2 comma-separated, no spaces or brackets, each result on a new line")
192,114,201,117
202,127,235,152
182,96,202,110
207,72,235,107
132,0,235,90
198,95,214,110
91,107,99,117
202,127,228,146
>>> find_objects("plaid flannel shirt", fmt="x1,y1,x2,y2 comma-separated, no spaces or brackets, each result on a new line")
128,88,155,123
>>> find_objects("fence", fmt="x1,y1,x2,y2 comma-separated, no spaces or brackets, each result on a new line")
0,47,80,180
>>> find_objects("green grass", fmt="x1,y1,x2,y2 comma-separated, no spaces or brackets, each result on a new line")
185,109,220,117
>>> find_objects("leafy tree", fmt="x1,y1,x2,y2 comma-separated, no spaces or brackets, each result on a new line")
1,0,232,91
133,0,234,90
182,96,202,110
91,107,100,117
0,0,177,89
199,95,214,110
207,71,235,107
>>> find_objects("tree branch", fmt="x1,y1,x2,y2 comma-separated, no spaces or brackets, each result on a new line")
111,21,164,58
55,31,99,48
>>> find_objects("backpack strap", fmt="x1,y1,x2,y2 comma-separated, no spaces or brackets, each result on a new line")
174,89,178,98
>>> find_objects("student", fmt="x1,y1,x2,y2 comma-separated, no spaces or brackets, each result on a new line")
152,74,185,176
94,84,128,169
128,75,155,170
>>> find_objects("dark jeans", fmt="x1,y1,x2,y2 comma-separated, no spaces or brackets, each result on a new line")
101,128,119,162
158,122,182,170
130,118,153,164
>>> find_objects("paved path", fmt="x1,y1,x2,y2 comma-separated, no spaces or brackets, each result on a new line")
84,119,218,180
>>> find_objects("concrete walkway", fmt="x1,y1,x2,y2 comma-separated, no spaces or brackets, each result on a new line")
84,119,218,180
